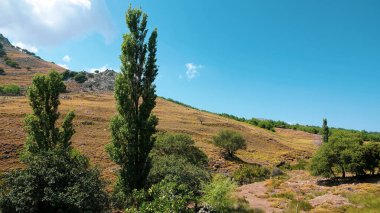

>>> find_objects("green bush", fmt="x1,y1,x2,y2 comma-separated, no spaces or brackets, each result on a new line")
213,130,246,158
0,150,109,212
4,57,21,69
151,133,208,167
0,84,21,95
0,67,4,75
125,179,193,213
200,174,237,213
74,72,87,83
233,164,270,185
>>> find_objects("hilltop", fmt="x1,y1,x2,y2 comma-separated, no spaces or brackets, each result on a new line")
0,34,65,87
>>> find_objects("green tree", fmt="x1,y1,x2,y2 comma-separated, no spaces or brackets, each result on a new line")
0,71,109,212
310,134,364,178
213,130,246,158
106,6,159,201
322,118,329,143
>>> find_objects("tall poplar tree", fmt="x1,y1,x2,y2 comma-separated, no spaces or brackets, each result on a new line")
107,7,158,196
322,118,329,143
0,71,109,212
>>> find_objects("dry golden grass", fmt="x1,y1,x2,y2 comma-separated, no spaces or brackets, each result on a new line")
0,43,65,87
0,92,318,182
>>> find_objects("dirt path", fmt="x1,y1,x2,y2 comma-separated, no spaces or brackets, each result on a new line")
236,182,282,213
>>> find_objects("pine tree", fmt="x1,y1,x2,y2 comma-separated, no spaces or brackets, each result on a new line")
322,118,329,143
107,6,158,196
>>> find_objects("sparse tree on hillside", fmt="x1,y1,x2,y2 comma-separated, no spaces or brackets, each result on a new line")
213,130,246,158
322,118,329,143
106,6,159,201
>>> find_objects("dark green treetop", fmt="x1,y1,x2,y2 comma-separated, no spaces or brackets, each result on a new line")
322,118,329,143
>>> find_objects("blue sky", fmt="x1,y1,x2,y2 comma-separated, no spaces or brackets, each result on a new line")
1,0,379,131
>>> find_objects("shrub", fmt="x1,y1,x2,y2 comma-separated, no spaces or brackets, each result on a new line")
147,155,210,196
0,84,21,95
213,130,246,158
151,133,208,167
200,174,238,213
125,179,193,213
4,57,21,69
233,164,270,185
0,151,109,212
0,67,4,75
74,72,87,83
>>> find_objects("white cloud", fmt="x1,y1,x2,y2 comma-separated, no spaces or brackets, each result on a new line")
88,64,115,73
185,63,203,79
12,41,38,53
58,64,69,69
0,0,114,46
62,55,71,63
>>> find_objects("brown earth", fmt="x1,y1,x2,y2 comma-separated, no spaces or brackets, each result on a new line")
0,37,65,87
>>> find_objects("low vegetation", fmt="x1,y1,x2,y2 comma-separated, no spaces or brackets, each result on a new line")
0,84,21,95
0,67,4,75
233,164,270,185
4,57,21,69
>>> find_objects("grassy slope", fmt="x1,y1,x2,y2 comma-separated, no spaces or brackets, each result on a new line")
0,93,319,182
0,40,65,87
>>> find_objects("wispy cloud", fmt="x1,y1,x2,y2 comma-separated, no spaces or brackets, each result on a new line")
0,0,114,46
62,55,71,63
12,41,38,53
58,64,69,69
185,63,203,79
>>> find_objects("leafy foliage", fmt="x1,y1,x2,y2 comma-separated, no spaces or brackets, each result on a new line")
151,133,208,167
0,84,21,95
73,71,87,83
0,71,109,212
200,174,238,213
213,130,246,157
106,6,159,207
310,132,380,178
233,164,270,185
322,118,329,142
0,150,109,213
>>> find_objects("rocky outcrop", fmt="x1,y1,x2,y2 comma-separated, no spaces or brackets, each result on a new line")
71,69,117,92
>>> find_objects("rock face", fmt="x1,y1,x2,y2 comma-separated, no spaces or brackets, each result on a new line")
70,69,117,92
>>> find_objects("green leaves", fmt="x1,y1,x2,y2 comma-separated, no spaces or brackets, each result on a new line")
107,6,159,206
213,130,246,158
25,71,70,153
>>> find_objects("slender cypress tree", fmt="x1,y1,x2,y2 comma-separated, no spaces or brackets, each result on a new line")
322,118,329,143
107,7,158,195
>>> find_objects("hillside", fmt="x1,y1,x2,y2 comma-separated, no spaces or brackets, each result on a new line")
0,34,65,87
0,93,319,180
